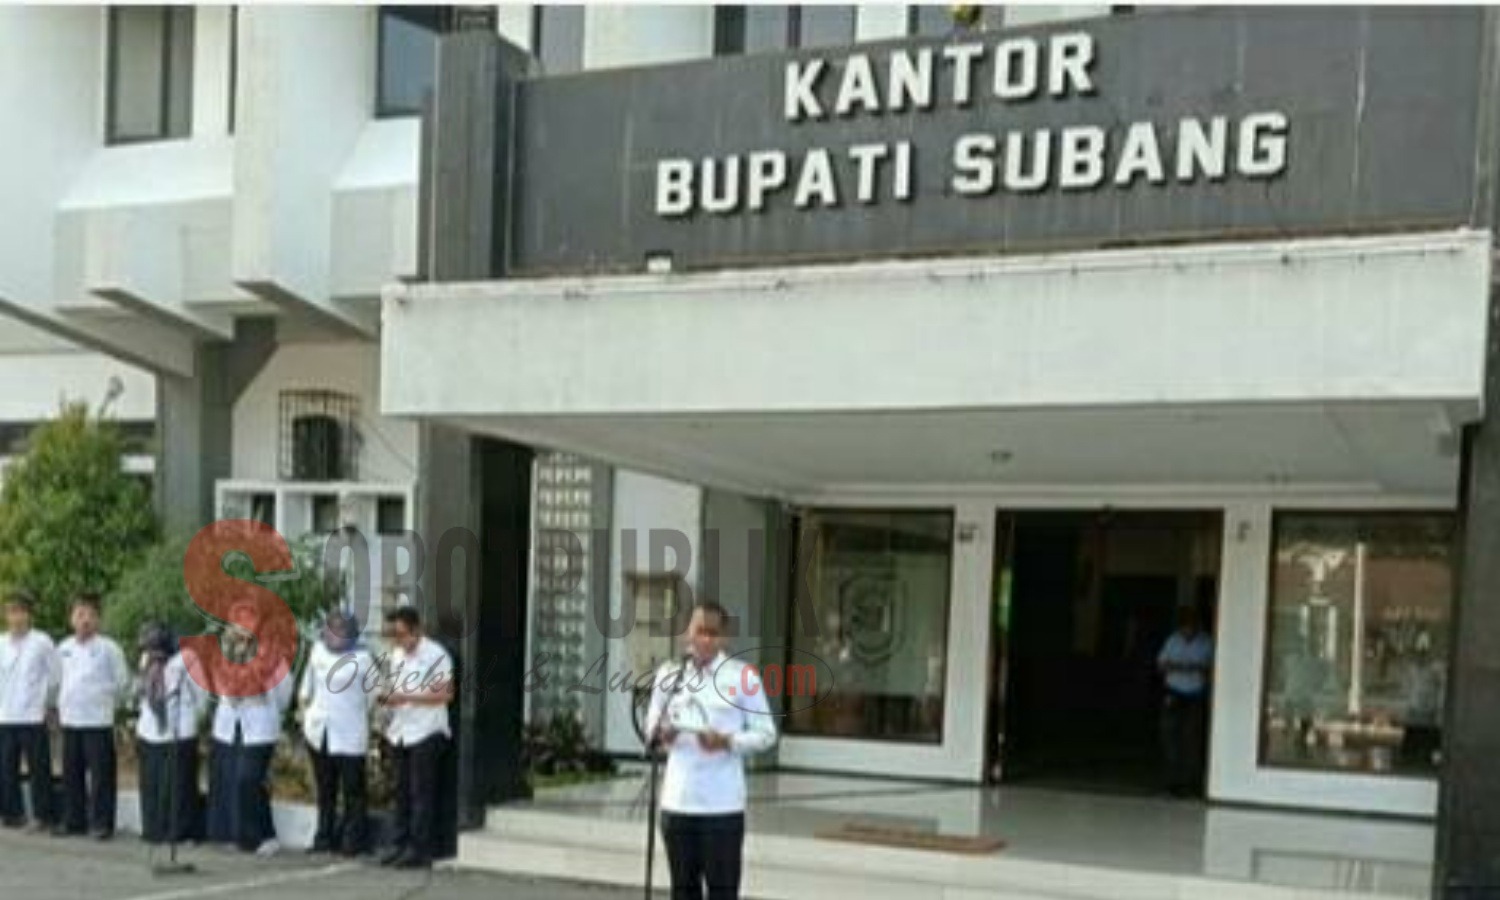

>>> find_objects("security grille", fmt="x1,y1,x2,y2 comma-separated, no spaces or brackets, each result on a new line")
279,390,359,482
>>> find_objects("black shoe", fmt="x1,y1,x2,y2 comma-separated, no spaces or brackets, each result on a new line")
91,828,113,841
378,846,408,867
391,851,431,870
1,818,24,830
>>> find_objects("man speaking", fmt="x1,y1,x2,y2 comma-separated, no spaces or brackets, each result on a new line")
644,601,778,900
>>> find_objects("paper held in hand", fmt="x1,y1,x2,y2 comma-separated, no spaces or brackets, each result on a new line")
667,695,712,735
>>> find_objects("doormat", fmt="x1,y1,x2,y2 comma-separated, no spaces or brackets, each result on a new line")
814,822,1007,855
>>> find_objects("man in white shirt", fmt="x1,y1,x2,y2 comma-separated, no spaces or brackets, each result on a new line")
135,623,209,846
645,601,778,900
378,606,454,870
1157,604,1214,798
54,593,130,839
299,608,376,856
0,589,58,832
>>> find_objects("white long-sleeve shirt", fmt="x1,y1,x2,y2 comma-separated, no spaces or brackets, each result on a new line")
0,629,58,725
299,641,377,756
57,634,131,728
385,637,454,747
212,667,295,747
645,652,778,816
136,653,211,744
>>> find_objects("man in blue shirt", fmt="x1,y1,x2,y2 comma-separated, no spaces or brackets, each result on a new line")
1157,605,1213,798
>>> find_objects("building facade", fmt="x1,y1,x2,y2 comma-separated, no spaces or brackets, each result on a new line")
382,6,1500,897
4,5,1500,896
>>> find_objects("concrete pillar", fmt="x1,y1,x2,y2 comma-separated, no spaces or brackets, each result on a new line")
1435,11,1500,895
417,27,537,840
153,317,275,535
1437,394,1500,896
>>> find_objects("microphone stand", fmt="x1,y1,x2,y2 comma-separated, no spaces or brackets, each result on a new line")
642,655,693,900
152,678,195,876
643,727,661,900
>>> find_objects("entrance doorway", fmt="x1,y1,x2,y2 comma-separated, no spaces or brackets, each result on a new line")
987,510,1222,794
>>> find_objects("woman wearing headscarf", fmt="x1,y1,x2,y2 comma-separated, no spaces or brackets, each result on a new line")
298,608,376,856
135,623,209,845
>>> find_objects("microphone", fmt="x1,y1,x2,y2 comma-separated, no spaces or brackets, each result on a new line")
671,652,697,694
647,654,695,751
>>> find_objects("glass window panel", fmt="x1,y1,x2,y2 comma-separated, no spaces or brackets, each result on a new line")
744,6,792,53
165,7,195,138
228,6,238,133
713,6,746,55
1261,512,1455,777
535,5,585,75
797,5,856,49
787,509,953,743
377,7,442,117
110,7,167,141
108,6,194,143
377,497,407,536
907,4,953,37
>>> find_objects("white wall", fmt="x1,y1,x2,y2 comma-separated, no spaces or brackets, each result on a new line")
856,5,908,41
0,8,198,373
231,339,417,485
0,7,99,305
1005,5,1113,27
583,5,713,70
231,5,377,332
0,6,389,367
496,4,533,50
331,118,420,299
0,351,155,422
385,232,1491,422
603,470,703,754
193,6,235,137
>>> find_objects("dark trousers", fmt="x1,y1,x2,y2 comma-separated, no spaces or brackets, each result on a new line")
138,739,199,845
310,736,368,854
390,736,444,861
206,737,275,851
660,812,746,900
1161,690,1208,795
0,723,53,825
60,727,116,834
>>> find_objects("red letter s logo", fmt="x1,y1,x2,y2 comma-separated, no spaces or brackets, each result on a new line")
180,520,299,699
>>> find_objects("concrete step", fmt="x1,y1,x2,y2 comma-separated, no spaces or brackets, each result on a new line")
457,808,1408,900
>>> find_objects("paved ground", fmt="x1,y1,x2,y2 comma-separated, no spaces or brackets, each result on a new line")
0,828,644,900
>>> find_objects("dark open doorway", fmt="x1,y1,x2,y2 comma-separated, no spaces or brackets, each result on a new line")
988,510,1222,794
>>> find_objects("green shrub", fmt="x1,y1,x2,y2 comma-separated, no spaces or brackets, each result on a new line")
0,402,155,633
106,532,348,670
102,535,207,653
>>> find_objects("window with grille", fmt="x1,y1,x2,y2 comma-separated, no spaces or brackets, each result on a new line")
279,390,359,482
